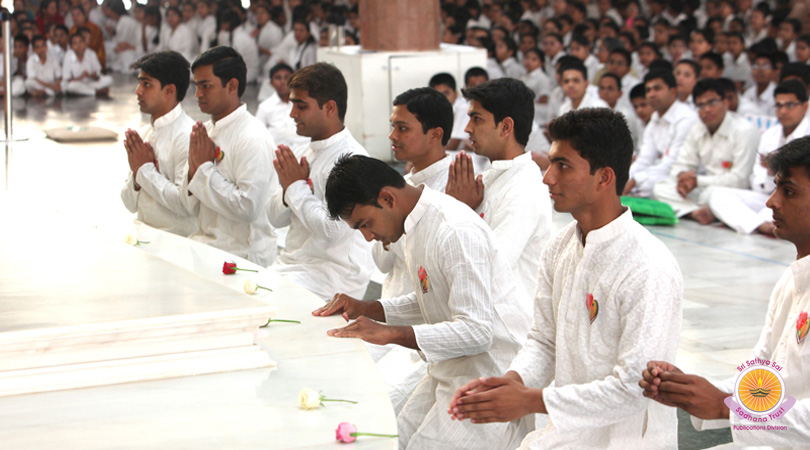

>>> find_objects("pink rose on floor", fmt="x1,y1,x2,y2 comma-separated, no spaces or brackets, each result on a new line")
336,422,357,443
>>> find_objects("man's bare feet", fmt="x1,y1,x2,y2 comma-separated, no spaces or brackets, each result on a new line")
95,87,110,97
757,221,775,236
689,207,716,225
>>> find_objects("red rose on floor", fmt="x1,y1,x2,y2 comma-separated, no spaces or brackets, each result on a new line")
722,161,733,169
223,261,237,274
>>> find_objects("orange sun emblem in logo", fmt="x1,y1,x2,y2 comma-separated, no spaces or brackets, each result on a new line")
418,266,429,294
797,312,808,344
738,368,782,413
586,293,598,324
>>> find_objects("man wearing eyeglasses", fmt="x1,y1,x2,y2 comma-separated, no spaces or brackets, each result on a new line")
653,79,760,222
707,80,810,235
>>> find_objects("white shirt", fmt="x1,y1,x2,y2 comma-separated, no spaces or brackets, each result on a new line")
62,49,102,81
47,41,66,65
121,104,197,236
478,152,552,304
26,53,61,85
159,23,196,64
372,156,451,299
380,186,531,448
290,39,316,70
521,67,551,101
218,28,260,84
559,89,609,116
487,57,506,79
501,57,526,79
197,15,217,52
751,117,810,194
723,52,753,87
670,111,760,189
629,101,699,196
450,96,470,141
692,255,810,448
743,82,777,117
185,104,278,266
114,14,140,49
255,92,310,148
267,127,374,299
510,209,683,449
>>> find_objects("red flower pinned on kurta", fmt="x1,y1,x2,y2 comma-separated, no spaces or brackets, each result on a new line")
222,261,258,275
797,311,808,344
418,266,429,293
215,146,224,162
586,293,599,324
307,178,314,193
721,160,733,169
479,212,485,219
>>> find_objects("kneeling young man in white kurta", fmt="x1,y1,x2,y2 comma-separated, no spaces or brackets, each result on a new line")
184,46,278,266
121,51,197,237
653,78,760,222
641,136,810,448
314,155,533,450
449,108,684,449
267,63,374,299
446,77,552,307
61,32,111,96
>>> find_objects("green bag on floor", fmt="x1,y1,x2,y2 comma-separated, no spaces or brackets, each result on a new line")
620,196,679,226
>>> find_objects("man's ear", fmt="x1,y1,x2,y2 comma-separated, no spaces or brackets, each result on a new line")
499,116,515,138
226,78,239,94
323,99,338,118
429,126,444,143
378,187,396,208
596,166,617,192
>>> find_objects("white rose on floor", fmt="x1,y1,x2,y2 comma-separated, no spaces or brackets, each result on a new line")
244,279,259,295
125,234,138,246
298,388,322,409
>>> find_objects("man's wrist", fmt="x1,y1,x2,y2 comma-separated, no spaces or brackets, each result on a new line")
362,300,386,322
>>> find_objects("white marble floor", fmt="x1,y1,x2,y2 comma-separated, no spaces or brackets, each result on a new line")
0,74,794,447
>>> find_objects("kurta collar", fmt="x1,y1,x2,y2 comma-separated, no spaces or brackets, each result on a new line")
791,253,810,288
786,117,810,141
707,111,734,138
576,207,633,246
211,103,247,130
409,156,451,185
490,151,531,171
152,103,185,128
310,126,351,152
403,185,431,236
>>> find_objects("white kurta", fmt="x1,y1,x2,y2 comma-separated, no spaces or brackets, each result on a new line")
25,53,61,96
60,49,112,96
450,96,470,141
501,57,527,79
197,15,216,52
109,14,141,73
372,157,451,299
629,101,699,197
477,152,552,305
691,255,810,448
708,116,810,234
558,89,609,116
510,209,683,449
381,186,532,450
257,21,284,71
159,23,196,64
267,127,374,299
653,111,761,216
120,104,198,237
743,82,777,117
254,92,310,149
185,104,278,266
217,28,260,84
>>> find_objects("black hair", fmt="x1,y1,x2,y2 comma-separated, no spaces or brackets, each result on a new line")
325,154,407,220
638,41,663,58
569,33,590,48
270,62,293,79
429,72,457,91
630,83,646,100
700,52,725,71
558,57,588,80
692,78,726,99
717,77,737,96
393,87,454,145
599,72,622,89
31,34,47,46
724,31,745,44
464,66,489,85
753,52,776,68
288,62,348,121
780,62,810,85
668,34,688,45
131,51,190,102
498,36,518,60
766,135,810,180
569,1,586,15
644,69,677,88
609,47,632,66
774,79,808,103
783,18,802,35
676,59,702,78
191,45,247,97
14,33,29,47
548,108,633,194
106,0,127,16
524,47,545,65
461,78,534,146
649,58,674,73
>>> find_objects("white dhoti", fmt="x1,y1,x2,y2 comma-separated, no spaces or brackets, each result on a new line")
63,75,113,96
7,76,25,97
707,186,771,234
24,79,56,96
653,180,714,217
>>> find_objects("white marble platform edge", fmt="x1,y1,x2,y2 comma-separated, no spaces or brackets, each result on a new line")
0,345,276,397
